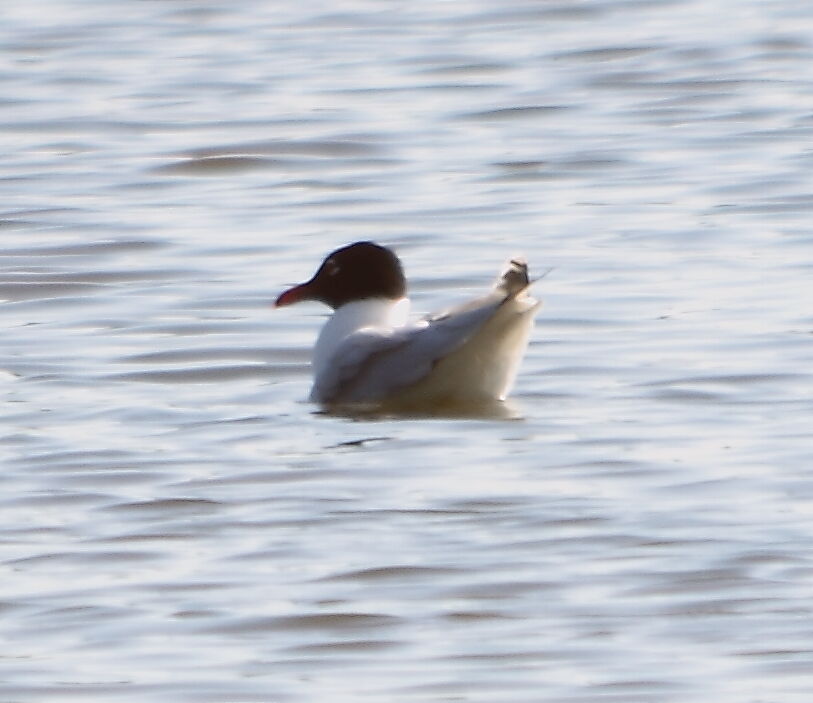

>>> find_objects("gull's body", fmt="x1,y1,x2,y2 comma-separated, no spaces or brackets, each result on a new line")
275,242,540,409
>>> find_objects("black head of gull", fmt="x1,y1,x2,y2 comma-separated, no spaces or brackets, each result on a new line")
275,241,406,310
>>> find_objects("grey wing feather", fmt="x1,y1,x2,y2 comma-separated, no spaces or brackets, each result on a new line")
313,295,504,404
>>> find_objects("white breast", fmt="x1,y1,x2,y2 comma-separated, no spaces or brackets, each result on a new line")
312,298,410,382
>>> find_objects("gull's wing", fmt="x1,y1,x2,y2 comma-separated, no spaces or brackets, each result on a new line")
310,295,505,404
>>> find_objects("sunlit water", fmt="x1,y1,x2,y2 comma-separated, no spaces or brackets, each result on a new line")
2,1,813,701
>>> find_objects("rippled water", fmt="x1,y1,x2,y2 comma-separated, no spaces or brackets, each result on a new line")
2,1,813,701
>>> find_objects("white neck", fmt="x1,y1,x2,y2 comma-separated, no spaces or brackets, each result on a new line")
312,297,410,378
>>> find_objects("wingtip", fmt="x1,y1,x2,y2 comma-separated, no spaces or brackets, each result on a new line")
496,257,531,297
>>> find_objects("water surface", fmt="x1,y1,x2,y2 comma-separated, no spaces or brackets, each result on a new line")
2,1,813,701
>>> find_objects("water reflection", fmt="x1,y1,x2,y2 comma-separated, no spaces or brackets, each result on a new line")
318,397,524,422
